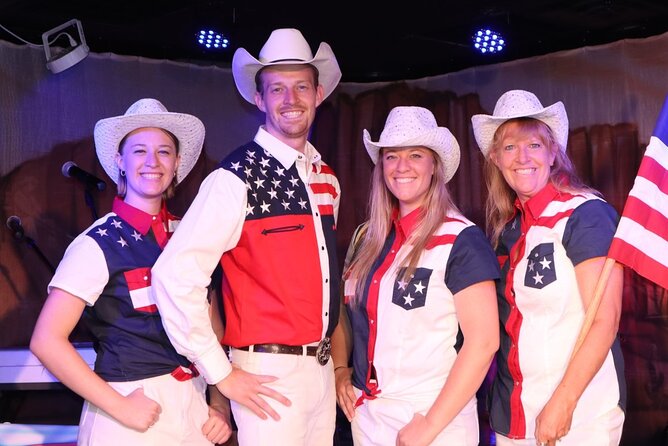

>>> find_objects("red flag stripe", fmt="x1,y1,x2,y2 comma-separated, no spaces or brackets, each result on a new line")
318,204,334,216
315,164,337,176
615,196,668,241
635,151,668,196
612,213,668,255
644,135,668,168
310,182,339,198
609,214,668,279
608,238,668,290
627,176,668,218
607,120,668,292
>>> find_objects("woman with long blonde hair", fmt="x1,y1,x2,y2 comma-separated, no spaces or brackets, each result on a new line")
472,89,626,446
331,106,500,446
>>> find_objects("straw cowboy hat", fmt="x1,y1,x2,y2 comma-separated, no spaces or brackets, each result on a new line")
232,28,342,104
363,106,461,183
94,98,205,184
471,89,569,157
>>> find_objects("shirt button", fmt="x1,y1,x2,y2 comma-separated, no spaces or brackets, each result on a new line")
325,278,329,283
316,212,319,217
391,250,395,253
325,312,328,316
152,216,157,220
373,280,377,284
321,246,325,251
143,276,148,281
370,320,374,324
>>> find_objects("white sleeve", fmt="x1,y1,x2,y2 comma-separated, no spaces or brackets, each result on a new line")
48,233,108,305
152,168,246,384
333,177,341,225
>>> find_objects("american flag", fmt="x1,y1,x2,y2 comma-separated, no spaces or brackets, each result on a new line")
607,95,668,291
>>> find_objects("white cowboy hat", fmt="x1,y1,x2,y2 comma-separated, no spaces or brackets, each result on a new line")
94,98,205,184
232,28,342,104
363,106,461,183
471,89,569,157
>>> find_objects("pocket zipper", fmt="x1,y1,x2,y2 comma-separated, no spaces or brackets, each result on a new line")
261,224,305,235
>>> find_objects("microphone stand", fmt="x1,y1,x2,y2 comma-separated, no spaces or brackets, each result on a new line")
84,184,99,221
23,234,56,274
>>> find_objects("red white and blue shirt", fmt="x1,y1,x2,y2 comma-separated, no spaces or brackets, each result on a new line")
48,197,192,381
345,208,499,405
151,127,340,384
489,183,626,439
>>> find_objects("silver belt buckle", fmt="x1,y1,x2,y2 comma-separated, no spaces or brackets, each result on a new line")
315,337,331,366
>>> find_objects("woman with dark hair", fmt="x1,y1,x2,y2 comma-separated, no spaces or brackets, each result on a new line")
30,98,232,445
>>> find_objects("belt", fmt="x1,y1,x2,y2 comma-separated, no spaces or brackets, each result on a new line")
237,344,318,356
236,337,331,366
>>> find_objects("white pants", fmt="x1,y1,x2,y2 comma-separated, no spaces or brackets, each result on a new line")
78,372,211,446
230,346,336,446
351,388,479,446
495,405,625,446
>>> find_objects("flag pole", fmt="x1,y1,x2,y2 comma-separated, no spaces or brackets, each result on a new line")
569,257,618,360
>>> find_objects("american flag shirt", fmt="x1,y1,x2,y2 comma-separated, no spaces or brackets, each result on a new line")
48,197,192,381
151,127,340,384
346,207,499,406
489,183,626,439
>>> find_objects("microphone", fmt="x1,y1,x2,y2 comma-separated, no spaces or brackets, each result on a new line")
6,215,25,240
62,161,106,191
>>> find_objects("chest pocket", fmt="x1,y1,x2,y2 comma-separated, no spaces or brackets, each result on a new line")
523,242,557,289
392,267,432,310
261,224,305,235
124,267,158,313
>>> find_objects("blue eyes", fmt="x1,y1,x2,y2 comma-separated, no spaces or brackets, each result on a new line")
384,153,423,161
270,84,311,94
504,143,542,151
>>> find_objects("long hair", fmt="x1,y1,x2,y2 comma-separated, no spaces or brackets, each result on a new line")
346,148,459,306
116,128,180,200
484,118,599,247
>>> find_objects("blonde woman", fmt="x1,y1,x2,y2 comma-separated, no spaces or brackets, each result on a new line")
472,89,626,446
332,106,500,446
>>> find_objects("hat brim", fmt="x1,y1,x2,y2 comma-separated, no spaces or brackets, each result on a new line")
363,127,461,184
472,101,568,157
94,112,205,184
232,42,342,104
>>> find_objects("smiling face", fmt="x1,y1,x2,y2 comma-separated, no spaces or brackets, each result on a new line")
116,127,180,213
254,64,324,152
490,119,557,203
382,146,436,217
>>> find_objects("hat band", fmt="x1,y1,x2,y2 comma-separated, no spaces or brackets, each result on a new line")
268,58,309,63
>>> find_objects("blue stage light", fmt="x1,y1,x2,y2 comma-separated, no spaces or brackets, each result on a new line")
473,28,505,54
197,29,229,50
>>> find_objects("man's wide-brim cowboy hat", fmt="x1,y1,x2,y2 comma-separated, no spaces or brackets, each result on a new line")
471,89,569,157
363,106,461,183
232,28,342,104
94,98,205,184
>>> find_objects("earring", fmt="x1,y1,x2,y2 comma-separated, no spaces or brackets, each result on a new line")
120,170,126,177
